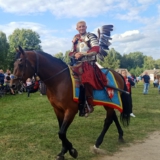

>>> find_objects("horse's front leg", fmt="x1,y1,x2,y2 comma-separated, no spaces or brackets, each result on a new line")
54,108,78,160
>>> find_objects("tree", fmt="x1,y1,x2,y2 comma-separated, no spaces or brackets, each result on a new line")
64,50,71,64
129,66,143,76
54,52,64,61
8,29,42,70
54,51,71,64
100,48,121,69
120,52,145,70
0,31,9,69
143,56,155,69
155,59,160,69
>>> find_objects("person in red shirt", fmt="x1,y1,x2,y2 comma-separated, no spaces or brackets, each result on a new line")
121,70,135,117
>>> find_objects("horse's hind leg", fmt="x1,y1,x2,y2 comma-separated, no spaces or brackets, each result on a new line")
113,111,124,142
94,106,114,148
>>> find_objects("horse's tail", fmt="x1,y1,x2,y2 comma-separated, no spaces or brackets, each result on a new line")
119,74,131,126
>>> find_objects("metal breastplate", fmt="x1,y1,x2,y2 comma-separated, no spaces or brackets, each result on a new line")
76,33,90,52
76,41,90,52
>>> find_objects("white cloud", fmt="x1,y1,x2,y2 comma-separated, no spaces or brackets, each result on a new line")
0,0,115,17
112,30,145,43
0,22,57,37
0,22,71,54
112,25,160,59
0,0,154,18
42,36,71,55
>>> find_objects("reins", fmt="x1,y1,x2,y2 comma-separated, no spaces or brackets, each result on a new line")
15,50,69,82
33,51,69,82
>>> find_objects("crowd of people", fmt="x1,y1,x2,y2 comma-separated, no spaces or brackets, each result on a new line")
0,69,15,95
0,68,46,97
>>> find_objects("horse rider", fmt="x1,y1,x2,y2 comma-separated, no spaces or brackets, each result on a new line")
69,21,108,114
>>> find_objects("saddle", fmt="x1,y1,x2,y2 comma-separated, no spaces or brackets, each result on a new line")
70,62,83,76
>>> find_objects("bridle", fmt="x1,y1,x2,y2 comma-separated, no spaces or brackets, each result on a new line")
14,51,69,82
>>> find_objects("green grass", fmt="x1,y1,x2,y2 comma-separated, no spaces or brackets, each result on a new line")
0,82,160,160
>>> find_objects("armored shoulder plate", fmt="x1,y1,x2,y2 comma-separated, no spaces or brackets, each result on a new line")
87,32,99,47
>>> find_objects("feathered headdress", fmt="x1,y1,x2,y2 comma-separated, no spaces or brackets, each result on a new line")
97,25,113,61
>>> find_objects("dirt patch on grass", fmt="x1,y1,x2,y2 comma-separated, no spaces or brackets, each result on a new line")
94,131,160,160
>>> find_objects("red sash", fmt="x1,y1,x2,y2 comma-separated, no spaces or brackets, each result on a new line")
81,62,107,89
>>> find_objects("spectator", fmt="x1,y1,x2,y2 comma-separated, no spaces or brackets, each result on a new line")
0,69,5,85
4,72,15,95
121,70,136,117
26,77,40,97
26,78,32,87
4,69,10,78
10,72,20,94
131,74,137,87
142,72,150,95
153,77,158,87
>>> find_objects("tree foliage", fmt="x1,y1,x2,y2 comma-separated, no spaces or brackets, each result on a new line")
129,66,144,77
54,52,64,61
8,29,42,70
99,48,121,69
143,56,155,70
54,50,71,64
64,50,71,64
120,52,145,70
155,59,160,69
0,31,9,69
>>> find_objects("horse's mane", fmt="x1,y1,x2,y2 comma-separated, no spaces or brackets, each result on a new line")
37,51,67,67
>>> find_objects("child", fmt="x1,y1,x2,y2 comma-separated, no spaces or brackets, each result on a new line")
26,78,32,87
26,78,32,97
26,77,40,97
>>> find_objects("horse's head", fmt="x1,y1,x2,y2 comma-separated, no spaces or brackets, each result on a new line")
13,46,36,83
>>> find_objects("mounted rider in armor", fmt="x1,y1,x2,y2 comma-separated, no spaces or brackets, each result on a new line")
69,21,113,114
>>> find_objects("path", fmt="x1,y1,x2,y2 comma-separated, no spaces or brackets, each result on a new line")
94,131,160,160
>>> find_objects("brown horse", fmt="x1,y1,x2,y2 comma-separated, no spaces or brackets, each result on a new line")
13,46,130,160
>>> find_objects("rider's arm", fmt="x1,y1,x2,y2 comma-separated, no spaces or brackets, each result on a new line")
85,46,99,56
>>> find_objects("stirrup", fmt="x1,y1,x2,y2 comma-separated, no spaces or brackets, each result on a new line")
86,100,94,113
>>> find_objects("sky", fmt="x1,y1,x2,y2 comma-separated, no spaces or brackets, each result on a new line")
0,0,160,59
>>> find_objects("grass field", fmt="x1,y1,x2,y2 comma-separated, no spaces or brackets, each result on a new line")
0,82,160,160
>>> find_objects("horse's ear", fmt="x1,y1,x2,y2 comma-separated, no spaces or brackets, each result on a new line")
18,46,25,55
15,47,19,52
14,47,20,59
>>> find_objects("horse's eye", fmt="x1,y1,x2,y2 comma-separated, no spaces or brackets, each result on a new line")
18,63,23,68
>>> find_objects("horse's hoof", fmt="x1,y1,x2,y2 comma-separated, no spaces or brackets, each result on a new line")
85,113,89,117
118,137,125,143
55,155,64,160
69,148,78,159
92,145,106,154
